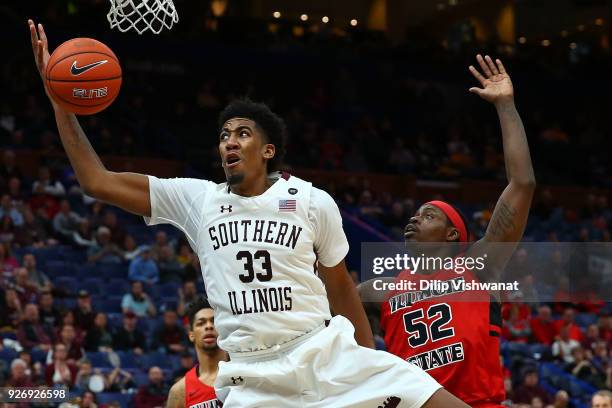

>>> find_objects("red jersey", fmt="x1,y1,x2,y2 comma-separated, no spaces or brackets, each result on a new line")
185,365,222,408
380,269,505,407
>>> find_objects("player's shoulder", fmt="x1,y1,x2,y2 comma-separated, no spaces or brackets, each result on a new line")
167,376,186,408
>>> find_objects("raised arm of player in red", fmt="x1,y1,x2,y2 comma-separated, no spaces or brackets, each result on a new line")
467,55,536,277
29,20,152,217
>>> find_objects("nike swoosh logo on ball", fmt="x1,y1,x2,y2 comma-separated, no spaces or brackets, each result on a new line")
70,60,108,76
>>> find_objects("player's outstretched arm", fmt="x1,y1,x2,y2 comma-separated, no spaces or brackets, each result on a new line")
166,378,186,408
319,260,376,349
28,20,151,217
467,55,535,277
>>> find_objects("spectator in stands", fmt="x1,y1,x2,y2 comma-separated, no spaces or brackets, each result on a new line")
503,304,531,343
45,343,77,387
73,218,95,248
7,358,33,387
121,281,156,318
87,226,124,264
106,366,136,393
102,211,126,246
0,214,18,245
32,166,65,197
0,288,22,330
123,234,140,260
12,267,37,304
38,290,61,328
152,309,189,354
584,324,603,352
84,312,114,352
157,245,183,283
151,231,172,260
0,242,19,274
552,390,569,408
530,305,556,345
128,245,159,285
52,200,83,243
592,390,612,408
358,190,383,221
0,150,23,188
565,346,601,384
73,290,95,332
552,325,581,363
23,253,52,293
0,194,24,226
113,311,146,354
79,390,98,408
172,351,195,382
57,323,84,363
7,177,24,205
554,307,584,342
15,207,52,247
134,366,168,408
18,350,43,384
17,303,53,351
512,369,552,405
177,280,198,317
74,359,94,391
182,252,201,282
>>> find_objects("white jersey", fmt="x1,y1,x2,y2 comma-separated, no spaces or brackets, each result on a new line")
145,173,349,353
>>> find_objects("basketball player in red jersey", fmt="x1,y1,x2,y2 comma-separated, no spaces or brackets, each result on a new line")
167,296,227,408
360,55,535,407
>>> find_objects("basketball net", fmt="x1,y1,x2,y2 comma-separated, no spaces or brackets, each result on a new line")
107,0,178,35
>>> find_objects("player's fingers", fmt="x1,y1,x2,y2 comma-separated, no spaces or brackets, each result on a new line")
468,66,486,86
468,87,483,96
38,23,48,51
29,20,39,50
476,54,493,78
495,59,507,75
485,55,499,75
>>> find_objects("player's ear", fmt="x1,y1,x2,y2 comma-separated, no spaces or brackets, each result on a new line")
262,143,275,160
447,227,460,242
188,330,195,343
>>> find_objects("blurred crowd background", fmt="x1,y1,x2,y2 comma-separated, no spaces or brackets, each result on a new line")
1,0,612,407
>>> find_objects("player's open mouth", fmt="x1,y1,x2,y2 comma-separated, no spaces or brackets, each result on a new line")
226,154,242,168
404,224,417,237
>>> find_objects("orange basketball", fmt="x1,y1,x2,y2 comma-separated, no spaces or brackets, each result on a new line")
46,38,122,115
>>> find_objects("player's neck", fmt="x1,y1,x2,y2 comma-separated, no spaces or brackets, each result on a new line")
230,172,273,197
196,348,227,374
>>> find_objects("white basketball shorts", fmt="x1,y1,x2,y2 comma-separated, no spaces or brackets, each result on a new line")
215,315,442,407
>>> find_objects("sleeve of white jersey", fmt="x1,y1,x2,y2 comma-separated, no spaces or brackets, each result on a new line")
144,176,214,247
310,187,350,267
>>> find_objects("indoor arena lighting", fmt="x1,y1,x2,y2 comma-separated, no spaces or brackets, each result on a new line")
518,37,527,44
300,14,308,21
350,19,358,27
322,16,329,23
541,39,551,47
273,11,281,19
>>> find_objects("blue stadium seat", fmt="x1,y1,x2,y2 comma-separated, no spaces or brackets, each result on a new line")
96,392,132,408
54,277,78,294
86,351,112,368
575,313,598,328
159,282,179,298
116,350,140,369
98,298,123,314
132,372,149,387
75,264,98,280
31,348,48,364
106,312,124,329
0,348,17,364
82,278,104,296
97,263,128,279
45,261,76,278
141,351,171,369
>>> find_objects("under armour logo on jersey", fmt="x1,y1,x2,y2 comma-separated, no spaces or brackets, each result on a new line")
220,205,233,213
378,396,401,408
231,376,244,384
288,188,298,195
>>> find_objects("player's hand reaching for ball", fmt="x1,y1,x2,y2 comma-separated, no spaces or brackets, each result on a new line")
468,54,514,105
28,20,53,100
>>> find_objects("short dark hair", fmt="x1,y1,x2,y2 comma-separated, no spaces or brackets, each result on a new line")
218,98,287,172
186,295,212,329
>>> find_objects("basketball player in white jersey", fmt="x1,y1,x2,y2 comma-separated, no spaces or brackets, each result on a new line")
30,20,470,407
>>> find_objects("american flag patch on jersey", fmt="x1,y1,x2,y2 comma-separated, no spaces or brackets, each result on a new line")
279,199,297,212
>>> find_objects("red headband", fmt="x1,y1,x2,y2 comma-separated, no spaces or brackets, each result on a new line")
426,200,468,243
